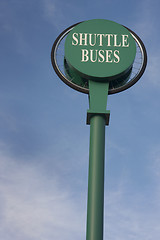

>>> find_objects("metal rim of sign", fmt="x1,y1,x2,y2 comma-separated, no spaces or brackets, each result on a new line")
51,22,147,95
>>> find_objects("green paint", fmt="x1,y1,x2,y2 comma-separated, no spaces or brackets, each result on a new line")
65,19,136,82
88,80,109,112
86,81,110,240
87,114,106,240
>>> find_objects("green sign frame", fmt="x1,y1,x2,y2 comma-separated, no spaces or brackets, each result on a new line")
51,21,147,94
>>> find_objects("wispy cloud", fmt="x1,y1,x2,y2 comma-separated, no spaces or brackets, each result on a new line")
0,150,86,240
105,181,160,240
41,0,65,29
104,139,160,240
42,0,56,22
149,145,160,186
147,54,160,87
133,0,158,39
0,1,31,57
0,124,160,240
132,0,160,88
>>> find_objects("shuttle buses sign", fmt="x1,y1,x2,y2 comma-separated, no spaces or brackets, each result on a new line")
51,19,147,240
65,19,136,82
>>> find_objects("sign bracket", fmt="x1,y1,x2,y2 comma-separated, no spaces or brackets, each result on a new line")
87,80,110,125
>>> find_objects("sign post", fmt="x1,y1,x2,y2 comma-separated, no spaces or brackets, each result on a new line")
86,81,109,240
51,19,147,240
64,20,136,239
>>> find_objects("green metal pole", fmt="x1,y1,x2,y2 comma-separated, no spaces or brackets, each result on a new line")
86,80,110,240
86,114,106,240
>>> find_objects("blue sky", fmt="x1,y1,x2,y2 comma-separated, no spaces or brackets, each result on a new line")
0,0,160,239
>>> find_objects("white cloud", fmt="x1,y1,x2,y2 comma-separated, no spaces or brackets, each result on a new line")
146,54,160,87
103,141,160,240
148,145,160,188
42,0,56,22
0,130,160,240
0,110,18,133
42,0,65,29
129,0,160,88
105,185,160,240
0,1,31,57
0,150,86,240
133,0,157,39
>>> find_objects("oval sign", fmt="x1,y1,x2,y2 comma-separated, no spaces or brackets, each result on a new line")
64,19,136,82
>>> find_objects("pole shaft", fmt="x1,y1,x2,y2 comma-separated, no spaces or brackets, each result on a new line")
86,114,106,240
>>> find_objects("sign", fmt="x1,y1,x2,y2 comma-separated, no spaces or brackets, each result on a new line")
64,19,136,82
